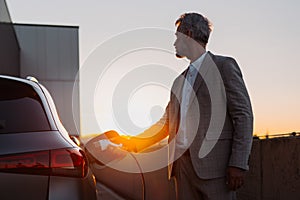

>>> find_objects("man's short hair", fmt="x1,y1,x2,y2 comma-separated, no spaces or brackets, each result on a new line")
175,13,213,47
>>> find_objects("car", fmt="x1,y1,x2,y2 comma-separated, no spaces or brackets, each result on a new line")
0,75,97,200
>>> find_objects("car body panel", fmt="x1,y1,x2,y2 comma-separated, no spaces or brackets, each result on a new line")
0,131,73,155
85,133,177,200
48,170,96,200
0,173,48,200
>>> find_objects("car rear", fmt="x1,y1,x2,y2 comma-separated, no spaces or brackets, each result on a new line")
0,76,96,200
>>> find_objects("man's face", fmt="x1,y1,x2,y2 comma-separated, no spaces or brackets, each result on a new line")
173,31,189,59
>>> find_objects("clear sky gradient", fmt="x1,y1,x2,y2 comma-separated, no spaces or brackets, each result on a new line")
6,0,300,136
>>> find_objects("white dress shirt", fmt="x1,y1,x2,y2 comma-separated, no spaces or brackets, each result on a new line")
176,52,207,151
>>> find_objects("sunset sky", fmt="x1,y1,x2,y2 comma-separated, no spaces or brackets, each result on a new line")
6,0,300,136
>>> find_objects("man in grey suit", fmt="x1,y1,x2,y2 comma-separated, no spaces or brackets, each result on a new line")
111,12,253,200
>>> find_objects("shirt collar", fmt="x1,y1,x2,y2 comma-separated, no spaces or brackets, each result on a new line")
190,51,207,71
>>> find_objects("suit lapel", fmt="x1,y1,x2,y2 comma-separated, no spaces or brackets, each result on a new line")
188,52,213,105
168,68,187,140
168,70,188,180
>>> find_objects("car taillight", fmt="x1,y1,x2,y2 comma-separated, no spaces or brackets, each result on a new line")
0,148,88,178
50,148,88,178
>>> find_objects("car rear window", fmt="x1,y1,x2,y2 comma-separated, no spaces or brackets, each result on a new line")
0,78,51,134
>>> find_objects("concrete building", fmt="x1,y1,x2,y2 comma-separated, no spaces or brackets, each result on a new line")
0,0,80,136
0,0,19,76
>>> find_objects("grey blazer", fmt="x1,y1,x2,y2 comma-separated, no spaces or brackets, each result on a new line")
166,51,253,179
136,51,253,180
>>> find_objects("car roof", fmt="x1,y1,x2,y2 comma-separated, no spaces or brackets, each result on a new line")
0,75,40,88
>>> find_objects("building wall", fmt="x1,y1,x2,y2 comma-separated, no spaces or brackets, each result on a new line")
14,24,80,136
0,0,20,76
237,137,300,200
0,0,11,22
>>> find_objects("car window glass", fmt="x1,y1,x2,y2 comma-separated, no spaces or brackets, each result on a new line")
0,79,51,134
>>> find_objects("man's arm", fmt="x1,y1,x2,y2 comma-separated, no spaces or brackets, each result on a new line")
221,57,253,170
130,103,170,152
221,57,253,190
110,103,170,152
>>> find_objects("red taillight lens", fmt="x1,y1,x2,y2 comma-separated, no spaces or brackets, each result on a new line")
50,148,88,178
0,151,50,175
0,148,88,178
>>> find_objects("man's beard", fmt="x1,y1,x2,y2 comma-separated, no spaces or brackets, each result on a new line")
175,53,184,58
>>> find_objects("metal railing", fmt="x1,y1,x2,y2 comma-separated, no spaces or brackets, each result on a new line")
253,131,300,139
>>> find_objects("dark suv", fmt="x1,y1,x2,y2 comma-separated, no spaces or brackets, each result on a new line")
0,75,97,200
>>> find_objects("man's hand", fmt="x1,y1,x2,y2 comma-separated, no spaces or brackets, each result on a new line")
226,166,246,191
86,135,128,165
104,130,137,152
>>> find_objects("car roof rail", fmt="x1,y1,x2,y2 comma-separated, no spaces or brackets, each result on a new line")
26,76,39,83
